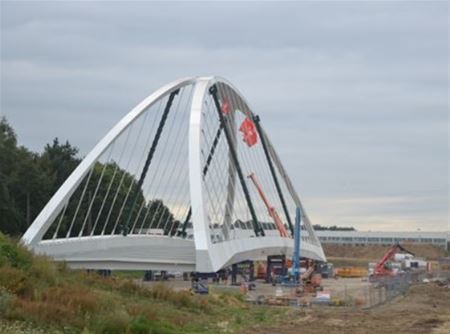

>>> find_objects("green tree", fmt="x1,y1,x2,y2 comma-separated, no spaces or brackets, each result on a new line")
45,161,148,238
0,118,49,234
39,138,80,195
0,118,177,239
0,118,21,234
0,119,80,236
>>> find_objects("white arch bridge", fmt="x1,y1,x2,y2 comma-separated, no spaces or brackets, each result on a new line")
22,77,325,273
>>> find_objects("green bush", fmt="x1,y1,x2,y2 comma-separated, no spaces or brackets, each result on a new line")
29,255,58,286
127,315,178,334
128,315,153,334
91,311,130,334
0,232,289,334
0,288,14,315
0,234,32,269
150,283,198,309
0,265,32,297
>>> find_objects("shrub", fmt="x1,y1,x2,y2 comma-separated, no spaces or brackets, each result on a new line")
0,234,32,269
11,298,81,327
150,283,198,309
42,285,99,314
150,283,172,301
127,304,157,320
90,311,130,334
0,266,33,297
117,279,142,295
0,288,14,315
255,309,267,322
29,255,58,286
128,315,153,334
131,319,176,334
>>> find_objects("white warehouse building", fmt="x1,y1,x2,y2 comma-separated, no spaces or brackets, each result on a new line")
315,231,449,250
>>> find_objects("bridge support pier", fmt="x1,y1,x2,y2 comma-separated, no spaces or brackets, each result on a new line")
231,260,255,285
266,255,287,284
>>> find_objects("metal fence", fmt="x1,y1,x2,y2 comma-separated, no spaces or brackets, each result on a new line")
321,272,430,309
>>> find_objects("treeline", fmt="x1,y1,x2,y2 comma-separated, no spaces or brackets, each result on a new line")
0,118,80,235
313,224,355,231
0,118,180,238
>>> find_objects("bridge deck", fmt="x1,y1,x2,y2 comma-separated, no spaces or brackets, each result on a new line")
34,235,196,271
33,234,324,272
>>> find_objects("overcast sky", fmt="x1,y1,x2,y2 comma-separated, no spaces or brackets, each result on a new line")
1,1,448,232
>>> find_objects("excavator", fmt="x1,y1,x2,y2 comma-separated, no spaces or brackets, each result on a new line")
370,243,414,281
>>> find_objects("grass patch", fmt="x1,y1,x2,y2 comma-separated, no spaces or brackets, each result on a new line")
0,233,289,333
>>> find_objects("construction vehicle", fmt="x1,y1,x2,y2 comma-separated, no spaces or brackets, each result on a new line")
256,261,267,279
298,261,323,292
247,172,289,238
283,207,322,292
369,243,414,281
267,255,288,284
240,194,323,292
231,261,255,289
291,208,322,291
292,207,301,283
335,267,367,278
190,272,218,294
316,262,334,279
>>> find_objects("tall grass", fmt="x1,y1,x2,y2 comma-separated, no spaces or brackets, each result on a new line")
0,233,287,333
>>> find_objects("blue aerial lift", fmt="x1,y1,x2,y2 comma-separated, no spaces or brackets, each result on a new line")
292,207,302,285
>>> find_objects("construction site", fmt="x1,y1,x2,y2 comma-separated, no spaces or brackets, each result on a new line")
135,242,450,333
1,1,448,333
6,75,447,334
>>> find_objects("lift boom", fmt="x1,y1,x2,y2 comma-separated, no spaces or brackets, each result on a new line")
248,173,289,238
373,244,415,277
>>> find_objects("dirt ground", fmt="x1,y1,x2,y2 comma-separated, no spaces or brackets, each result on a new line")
135,245,450,334
323,244,448,260
138,277,370,301
242,283,450,334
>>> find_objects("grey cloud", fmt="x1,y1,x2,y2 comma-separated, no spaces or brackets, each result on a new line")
1,1,448,231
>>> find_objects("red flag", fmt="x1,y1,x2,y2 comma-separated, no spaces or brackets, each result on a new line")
239,118,258,147
221,100,230,114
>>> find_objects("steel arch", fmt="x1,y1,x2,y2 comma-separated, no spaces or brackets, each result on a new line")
21,76,326,272
22,77,196,247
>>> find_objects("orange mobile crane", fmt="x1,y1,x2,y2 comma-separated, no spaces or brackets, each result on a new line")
247,172,289,238
371,243,414,279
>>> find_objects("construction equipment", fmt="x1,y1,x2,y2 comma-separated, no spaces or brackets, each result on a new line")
247,172,289,238
231,261,255,286
370,244,414,280
335,267,367,278
316,262,334,278
292,207,302,284
256,261,267,279
190,272,219,294
299,262,323,292
267,207,301,286
285,208,322,292
266,255,288,284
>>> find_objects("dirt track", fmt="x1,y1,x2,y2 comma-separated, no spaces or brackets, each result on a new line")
242,283,450,334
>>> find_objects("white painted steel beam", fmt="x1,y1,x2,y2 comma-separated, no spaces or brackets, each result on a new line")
22,76,326,272
22,77,196,247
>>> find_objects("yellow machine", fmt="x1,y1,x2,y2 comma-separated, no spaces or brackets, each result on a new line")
335,267,368,278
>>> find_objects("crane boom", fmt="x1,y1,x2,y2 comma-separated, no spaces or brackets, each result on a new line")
374,244,415,276
247,173,289,238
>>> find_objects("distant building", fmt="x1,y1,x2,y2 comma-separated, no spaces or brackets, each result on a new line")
315,230,449,250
